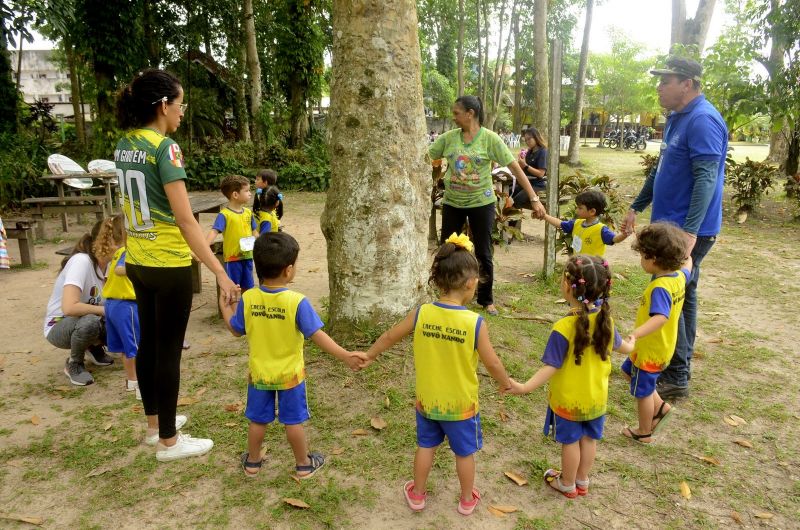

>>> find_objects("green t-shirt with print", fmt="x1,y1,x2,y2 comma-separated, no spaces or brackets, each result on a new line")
429,127,515,209
114,128,191,268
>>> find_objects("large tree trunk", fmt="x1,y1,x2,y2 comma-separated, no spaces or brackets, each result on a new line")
243,0,263,143
321,0,431,332
457,0,465,97
765,0,786,165
481,0,490,104
235,42,251,142
142,0,160,67
0,12,17,134
476,0,483,98
487,0,517,130
533,0,549,138
567,0,593,165
512,12,521,132
671,0,717,53
288,78,309,148
64,37,86,149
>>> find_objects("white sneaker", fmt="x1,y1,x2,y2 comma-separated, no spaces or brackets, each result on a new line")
144,415,188,446
126,380,139,392
135,387,142,401
155,433,214,462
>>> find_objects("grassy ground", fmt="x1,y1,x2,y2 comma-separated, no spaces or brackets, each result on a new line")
1,142,798,529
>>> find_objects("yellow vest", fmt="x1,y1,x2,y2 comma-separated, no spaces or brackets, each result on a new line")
243,288,307,390
220,207,255,262
101,247,136,300
413,303,481,421
631,272,686,372
570,220,607,257
547,313,614,421
256,209,280,233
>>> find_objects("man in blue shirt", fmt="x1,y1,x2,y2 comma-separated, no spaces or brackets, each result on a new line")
623,57,728,400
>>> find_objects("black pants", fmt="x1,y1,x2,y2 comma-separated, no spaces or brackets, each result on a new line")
440,202,495,306
127,264,192,439
512,178,547,208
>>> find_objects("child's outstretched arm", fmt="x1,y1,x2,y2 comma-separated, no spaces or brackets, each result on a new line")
364,308,416,367
542,213,563,229
218,291,243,337
476,320,512,392
612,229,630,243
629,314,668,342
616,334,636,355
507,365,558,395
310,330,368,371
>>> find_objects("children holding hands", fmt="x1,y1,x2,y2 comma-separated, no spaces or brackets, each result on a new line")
508,255,635,498
542,189,629,257
362,233,512,516
219,231,367,478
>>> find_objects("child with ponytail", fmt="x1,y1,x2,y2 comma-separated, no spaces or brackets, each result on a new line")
509,255,634,498
363,233,512,516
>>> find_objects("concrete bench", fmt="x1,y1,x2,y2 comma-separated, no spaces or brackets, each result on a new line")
22,195,107,238
3,218,38,266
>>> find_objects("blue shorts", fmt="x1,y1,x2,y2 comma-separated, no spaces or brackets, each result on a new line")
104,299,139,359
245,381,310,425
416,410,482,457
544,407,605,445
621,357,660,398
225,259,254,291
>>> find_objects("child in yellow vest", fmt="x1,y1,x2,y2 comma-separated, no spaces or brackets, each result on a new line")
508,255,635,498
205,174,258,291
363,233,512,516
94,215,143,399
542,190,629,257
621,222,692,444
219,232,367,478
254,168,283,220
254,185,281,234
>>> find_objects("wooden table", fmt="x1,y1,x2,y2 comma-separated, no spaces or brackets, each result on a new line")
189,193,228,293
41,172,119,229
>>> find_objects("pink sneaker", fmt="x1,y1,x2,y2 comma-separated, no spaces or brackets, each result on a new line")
403,481,426,511
457,488,481,516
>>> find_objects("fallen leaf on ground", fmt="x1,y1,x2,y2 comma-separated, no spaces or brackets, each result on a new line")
307,267,320,273
730,511,743,524
487,506,507,517
490,504,518,513
504,471,528,486
0,514,44,525
729,414,747,425
680,481,691,500
352,428,370,436
754,512,773,519
290,474,300,484
224,402,244,412
194,387,208,398
723,416,739,427
707,337,723,344
733,439,753,448
131,404,143,413
85,468,108,478
54,385,72,392
614,273,627,280
499,411,509,422
554,298,567,304
224,422,237,427
692,455,721,466
103,423,112,432
384,396,391,408
283,498,310,509
225,361,237,367
330,447,345,455
30,415,40,425
370,417,387,430
177,397,199,406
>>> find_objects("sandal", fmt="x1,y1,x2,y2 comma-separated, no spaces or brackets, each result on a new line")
483,305,499,316
575,478,589,496
544,469,578,498
240,452,263,477
651,402,674,434
403,480,426,511
622,426,653,444
296,451,325,479
457,487,481,515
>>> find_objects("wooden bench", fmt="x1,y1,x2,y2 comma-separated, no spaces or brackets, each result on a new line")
22,195,107,238
3,218,38,266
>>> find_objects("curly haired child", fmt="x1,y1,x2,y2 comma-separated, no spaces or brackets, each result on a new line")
363,233,512,516
621,222,692,444
509,255,634,497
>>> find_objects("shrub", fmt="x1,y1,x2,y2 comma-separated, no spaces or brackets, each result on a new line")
0,132,53,209
725,157,777,216
184,139,254,191
640,153,659,178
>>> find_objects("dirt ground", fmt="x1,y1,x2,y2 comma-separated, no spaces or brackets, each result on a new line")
1,191,798,529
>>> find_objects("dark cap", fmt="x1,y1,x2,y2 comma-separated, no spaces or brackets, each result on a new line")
650,56,702,81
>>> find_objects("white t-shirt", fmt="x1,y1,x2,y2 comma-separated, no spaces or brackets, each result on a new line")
43,253,105,337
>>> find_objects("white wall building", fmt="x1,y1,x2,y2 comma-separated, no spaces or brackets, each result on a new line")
9,49,90,122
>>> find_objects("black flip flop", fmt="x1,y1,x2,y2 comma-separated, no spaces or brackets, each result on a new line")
241,452,263,477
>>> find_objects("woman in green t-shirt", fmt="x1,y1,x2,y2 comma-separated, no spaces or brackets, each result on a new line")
429,96,546,315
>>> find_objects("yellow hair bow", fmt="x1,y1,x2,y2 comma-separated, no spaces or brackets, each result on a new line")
445,232,474,253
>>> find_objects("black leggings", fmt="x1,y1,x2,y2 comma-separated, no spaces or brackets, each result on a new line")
127,264,192,439
440,202,495,306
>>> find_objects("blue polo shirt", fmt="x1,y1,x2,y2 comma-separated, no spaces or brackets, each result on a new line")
651,95,727,236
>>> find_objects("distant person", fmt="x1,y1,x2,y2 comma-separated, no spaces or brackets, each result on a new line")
622,56,727,400
254,168,283,220
509,255,634,497
219,232,365,477
430,95,546,316
205,174,258,292
512,126,548,208
255,186,282,234
541,190,629,257
362,234,512,515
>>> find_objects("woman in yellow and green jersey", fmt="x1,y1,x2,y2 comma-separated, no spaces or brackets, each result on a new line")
364,234,512,516
114,69,239,463
509,255,634,498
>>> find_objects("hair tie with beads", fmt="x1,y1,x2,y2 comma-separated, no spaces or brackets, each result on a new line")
602,260,609,267
578,278,586,284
